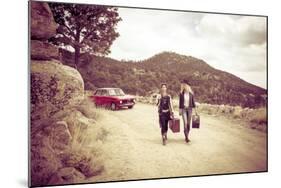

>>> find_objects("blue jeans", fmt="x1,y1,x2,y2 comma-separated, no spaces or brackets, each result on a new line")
181,108,192,135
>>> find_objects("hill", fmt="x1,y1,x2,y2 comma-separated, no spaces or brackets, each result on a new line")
61,50,267,108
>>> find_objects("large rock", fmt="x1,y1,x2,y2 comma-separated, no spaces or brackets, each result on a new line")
48,167,85,185
31,60,84,121
31,127,63,186
62,110,91,139
31,40,59,60
30,1,58,40
60,151,104,178
49,121,72,152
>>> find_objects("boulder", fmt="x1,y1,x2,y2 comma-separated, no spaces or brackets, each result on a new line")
31,40,59,60
48,167,85,185
60,151,104,178
49,121,72,152
62,110,91,138
31,60,84,121
30,1,58,40
31,128,63,186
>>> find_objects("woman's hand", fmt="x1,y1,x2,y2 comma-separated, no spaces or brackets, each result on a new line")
170,111,175,119
179,109,183,116
194,107,198,115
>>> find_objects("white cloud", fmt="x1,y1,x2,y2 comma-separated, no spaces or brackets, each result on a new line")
108,7,267,88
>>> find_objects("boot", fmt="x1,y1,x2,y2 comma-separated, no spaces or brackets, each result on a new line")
162,134,166,145
164,133,168,140
184,131,190,143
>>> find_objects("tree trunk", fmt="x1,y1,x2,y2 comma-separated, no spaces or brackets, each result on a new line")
74,46,80,69
74,29,81,69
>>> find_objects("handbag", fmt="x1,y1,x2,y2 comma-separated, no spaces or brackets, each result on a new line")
192,111,200,128
169,118,180,133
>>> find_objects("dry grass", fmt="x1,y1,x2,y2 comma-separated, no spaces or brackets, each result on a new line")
59,146,104,178
197,103,267,132
138,96,267,132
249,108,267,125
64,98,109,178
65,124,106,178
75,97,102,120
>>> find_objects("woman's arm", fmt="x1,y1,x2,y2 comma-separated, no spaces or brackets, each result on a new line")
192,94,196,108
191,94,198,114
179,93,183,116
156,94,160,106
168,95,174,114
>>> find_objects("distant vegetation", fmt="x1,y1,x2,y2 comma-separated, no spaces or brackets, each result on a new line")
61,50,267,108
136,96,267,132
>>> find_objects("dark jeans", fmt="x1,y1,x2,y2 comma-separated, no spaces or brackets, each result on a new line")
159,112,170,135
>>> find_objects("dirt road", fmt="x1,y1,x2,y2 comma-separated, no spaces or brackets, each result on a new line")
88,103,267,182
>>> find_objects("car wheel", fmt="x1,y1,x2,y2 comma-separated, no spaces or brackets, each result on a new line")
111,103,116,111
128,106,133,109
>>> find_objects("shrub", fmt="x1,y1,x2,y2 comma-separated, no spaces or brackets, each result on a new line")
60,106,106,179
75,97,102,120
249,108,267,125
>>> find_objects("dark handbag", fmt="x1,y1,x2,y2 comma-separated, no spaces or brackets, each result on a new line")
169,118,180,133
192,112,200,128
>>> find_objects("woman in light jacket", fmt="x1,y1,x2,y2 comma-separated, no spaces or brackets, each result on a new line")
179,79,196,143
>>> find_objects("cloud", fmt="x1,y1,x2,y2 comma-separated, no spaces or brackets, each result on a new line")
108,7,267,88
196,14,266,47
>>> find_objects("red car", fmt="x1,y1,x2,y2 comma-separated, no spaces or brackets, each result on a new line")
90,88,136,110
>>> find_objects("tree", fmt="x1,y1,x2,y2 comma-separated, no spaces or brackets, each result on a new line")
48,3,121,68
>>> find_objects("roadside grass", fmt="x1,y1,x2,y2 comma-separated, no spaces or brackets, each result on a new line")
136,96,267,132
249,107,267,124
60,97,109,178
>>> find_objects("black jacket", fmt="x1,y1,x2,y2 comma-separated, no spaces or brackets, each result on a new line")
179,92,196,109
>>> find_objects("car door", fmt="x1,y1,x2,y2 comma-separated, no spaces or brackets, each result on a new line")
100,89,109,107
93,90,102,105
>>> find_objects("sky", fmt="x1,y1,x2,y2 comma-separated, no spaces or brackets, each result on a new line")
108,7,267,89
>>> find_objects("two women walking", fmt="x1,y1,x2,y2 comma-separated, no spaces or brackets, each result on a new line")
157,80,196,145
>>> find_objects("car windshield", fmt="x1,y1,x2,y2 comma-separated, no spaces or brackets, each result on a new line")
108,89,125,96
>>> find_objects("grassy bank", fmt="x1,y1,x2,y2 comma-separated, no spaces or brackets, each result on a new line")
135,95,267,132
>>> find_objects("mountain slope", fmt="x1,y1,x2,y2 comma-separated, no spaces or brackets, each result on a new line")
61,50,267,108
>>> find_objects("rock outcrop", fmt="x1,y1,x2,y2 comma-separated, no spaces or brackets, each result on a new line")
30,120,63,186
31,40,59,60
30,1,58,40
49,121,72,152
31,60,84,121
29,2,97,187
30,1,84,122
48,167,86,185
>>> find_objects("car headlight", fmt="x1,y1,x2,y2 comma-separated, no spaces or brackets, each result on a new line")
119,100,123,104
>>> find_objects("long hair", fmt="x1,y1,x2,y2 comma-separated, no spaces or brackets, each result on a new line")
181,84,194,94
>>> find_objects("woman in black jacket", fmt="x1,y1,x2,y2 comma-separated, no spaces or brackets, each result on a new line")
179,80,196,143
157,83,174,145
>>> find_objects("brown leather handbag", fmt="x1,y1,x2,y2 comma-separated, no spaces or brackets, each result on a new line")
169,118,180,133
